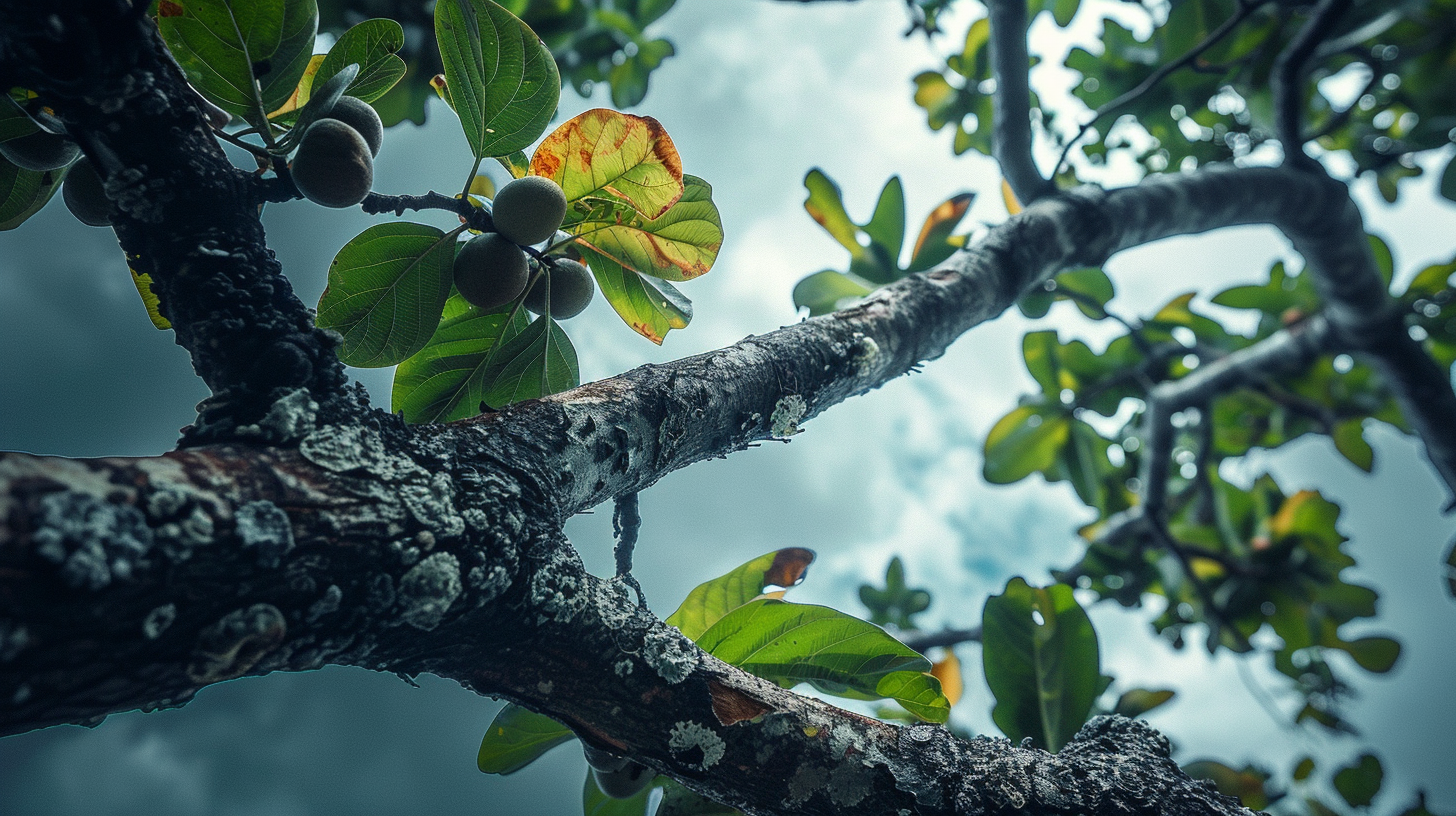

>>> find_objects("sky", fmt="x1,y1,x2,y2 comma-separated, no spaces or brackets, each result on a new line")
2,1,1455,814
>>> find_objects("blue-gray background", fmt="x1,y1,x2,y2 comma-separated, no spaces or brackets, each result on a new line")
2,2,1454,814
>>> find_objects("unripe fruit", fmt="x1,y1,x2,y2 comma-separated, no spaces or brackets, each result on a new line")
324,95,383,157
524,258,595,319
0,129,80,172
290,119,373,208
491,175,567,246
62,157,111,227
591,762,654,800
454,233,528,310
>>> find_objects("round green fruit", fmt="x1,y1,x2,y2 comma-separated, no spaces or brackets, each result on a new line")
0,129,80,172
491,175,567,246
323,96,383,157
62,157,111,227
290,119,373,208
454,233,528,311
524,258,595,319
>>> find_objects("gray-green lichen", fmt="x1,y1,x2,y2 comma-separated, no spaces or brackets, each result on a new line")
33,491,153,590
668,721,725,771
235,500,294,568
299,424,428,482
769,395,808,437
142,603,176,639
397,552,461,630
641,623,697,684
235,388,318,442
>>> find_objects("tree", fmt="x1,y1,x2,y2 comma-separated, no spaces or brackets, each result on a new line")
2,1,1454,815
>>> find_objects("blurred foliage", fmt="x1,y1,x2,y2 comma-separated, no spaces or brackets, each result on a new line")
319,0,677,125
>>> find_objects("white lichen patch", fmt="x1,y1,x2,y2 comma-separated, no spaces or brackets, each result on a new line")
614,658,634,677
234,501,294,568
299,425,428,483
143,603,177,639
641,624,697,684
235,388,318,442
398,473,465,538
528,551,588,625
306,585,343,623
397,552,461,631
33,491,154,590
467,563,511,604
187,603,286,683
668,721,725,771
537,681,554,695
769,395,808,437
849,332,880,371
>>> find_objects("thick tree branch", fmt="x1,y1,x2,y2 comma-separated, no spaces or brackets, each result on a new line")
986,0,1054,203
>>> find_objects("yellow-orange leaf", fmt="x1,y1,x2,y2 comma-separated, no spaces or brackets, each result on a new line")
1001,178,1022,215
531,108,683,219
930,650,963,707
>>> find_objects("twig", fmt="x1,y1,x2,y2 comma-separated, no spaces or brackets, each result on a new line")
613,492,646,607
986,0,1055,203
901,627,982,651
1053,0,1264,178
1272,0,1352,170
361,190,496,232
1144,518,1251,653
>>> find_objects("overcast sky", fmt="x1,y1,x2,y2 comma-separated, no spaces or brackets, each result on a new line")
2,1,1455,814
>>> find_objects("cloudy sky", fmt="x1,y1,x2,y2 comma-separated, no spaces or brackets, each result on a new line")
2,1,1455,814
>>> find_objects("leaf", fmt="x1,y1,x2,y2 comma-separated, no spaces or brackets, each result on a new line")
1367,233,1395,289
478,315,580,408
130,269,172,330
0,95,39,144
1293,756,1316,782
906,193,973,272
802,168,868,268
476,703,573,774
391,294,528,423
158,0,295,120
875,670,951,724
533,108,685,220
435,0,561,158
568,175,721,283
316,223,457,368
1113,688,1176,718
256,0,318,115
1001,178,1022,214
583,770,655,816
929,650,964,707
791,270,873,317
1051,0,1080,27
315,18,407,104
579,246,692,344
272,63,358,151
982,578,1100,752
666,548,816,641
1338,636,1401,673
267,54,326,119
695,600,936,707
0,158,63,231
1054,268,1115,318
1334,754,1383,809
862,176,906,268
1183,761,1274,811
982,405,1071,484
1332,419,1374,472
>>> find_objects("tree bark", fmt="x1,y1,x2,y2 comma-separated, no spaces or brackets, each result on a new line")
1,2,1451,816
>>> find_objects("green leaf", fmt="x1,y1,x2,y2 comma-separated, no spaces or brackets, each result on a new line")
1293,756,1316,781
0,95,39,144
1113,688,1176,718
695,600,938,712
906,192,973,272
982,578,1100,752
802,168,872,274
477,703,573,774
256,0,318,115
579,245,692,345
1183,761,1274,811
666,548,816,642
534,108,686,221
315,18,407,104
875,670,951,724
1332,419,1374,472
1338,636,1401,673
0,158,63,231
1367,233,1395,289
391,294,529,423
1051,0,1079,27
478,315,580,408
566,175,721,283
316,223,457,368
583,770,655,816
791,269,873,316
158,0,303,120
982,405,1070,484
1334,754,1383,809
435,0,561,158
862,176,906,269
1054,267,1115,318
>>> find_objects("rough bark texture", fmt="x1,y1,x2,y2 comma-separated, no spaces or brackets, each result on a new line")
1,2,1452,816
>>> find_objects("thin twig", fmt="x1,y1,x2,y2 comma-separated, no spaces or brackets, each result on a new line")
613,492,646,607
987,0,1054,203
1272,0,1352,170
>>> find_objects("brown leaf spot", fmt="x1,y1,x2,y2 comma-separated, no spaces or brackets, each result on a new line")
763,548,815,590
709,679,773,726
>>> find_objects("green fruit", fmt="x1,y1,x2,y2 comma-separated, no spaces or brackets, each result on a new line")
290,119,373,208
491,175,567,246
0,129,80,172
524,258,595,319
62,157,111,227
454,233,528,310
591,762,654,799
324,96,383,157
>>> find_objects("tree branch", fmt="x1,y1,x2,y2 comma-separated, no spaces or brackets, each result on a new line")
987,0,1054,203
1272,0,1352,170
